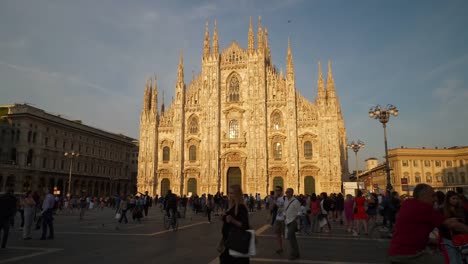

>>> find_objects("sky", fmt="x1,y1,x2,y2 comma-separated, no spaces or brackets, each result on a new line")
1,0,467,170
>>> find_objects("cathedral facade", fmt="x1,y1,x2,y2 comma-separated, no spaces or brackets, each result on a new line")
138,18,348,197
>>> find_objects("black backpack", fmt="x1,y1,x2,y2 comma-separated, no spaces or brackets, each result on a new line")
323,198,332,211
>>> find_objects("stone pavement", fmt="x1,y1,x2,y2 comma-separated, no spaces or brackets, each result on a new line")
0,207,390,264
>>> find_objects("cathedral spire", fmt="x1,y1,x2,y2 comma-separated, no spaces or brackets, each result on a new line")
257,16,263,51
203,21,210,59
143,78,150,111
151,73,158,114
177,49,184,85
212,20,219,56
248,16,255,53
161,88,165,114
326,60,336,98
286,37,294,79
264,28,271,59
317,61,326,99
147,75,153,110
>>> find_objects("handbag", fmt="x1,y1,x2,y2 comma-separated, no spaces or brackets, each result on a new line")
229,230,256,257
225,229,252,254
115,212,121,220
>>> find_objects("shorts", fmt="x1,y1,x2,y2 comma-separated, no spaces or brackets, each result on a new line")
274,220,285,235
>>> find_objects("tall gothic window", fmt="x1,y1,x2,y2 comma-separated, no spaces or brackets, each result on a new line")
163,147,170,162
189,117,199,134
10,148,17,163
273,142,282,160
27,149,33,165
271,112,282,130
304,141,313,159
228,75,240,102
189,145,197,161
229,120,239,139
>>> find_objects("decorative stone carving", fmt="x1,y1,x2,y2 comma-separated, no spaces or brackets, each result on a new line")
138,19,348,197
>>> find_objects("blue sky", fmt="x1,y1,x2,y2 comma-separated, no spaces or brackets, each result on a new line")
1,0,467,169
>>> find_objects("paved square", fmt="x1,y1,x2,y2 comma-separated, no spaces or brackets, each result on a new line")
1,208,390,264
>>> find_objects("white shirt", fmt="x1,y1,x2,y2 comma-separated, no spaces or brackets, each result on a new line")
284,197,301,225
275,196,286,221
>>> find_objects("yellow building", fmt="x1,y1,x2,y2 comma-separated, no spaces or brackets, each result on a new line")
359,146,468,194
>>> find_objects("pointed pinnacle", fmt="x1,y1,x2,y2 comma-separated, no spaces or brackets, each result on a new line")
179,49,184,64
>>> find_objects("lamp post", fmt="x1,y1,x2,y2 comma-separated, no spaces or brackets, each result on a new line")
64,151,79,198
369,104,399,192
347,140,365,189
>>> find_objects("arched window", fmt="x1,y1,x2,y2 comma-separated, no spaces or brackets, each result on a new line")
436,173,442,182
28,131,32,143
10,148,17,163
426,173,432,183
403,172,410,183
304,141,312,159
271,112,282,130
415,173,421,183
229,120,239,139
189,145,196,161
27,149,33,165
448,172,454,183
189,117,198,134
273,142,282,160
228,75,240,102
163,147,170,162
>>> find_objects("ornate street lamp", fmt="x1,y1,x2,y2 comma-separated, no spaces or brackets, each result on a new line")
347,140,365,188
369,104,399,192
64,151,79,198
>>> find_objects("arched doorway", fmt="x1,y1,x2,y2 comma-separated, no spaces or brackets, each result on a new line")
273,177,284,190
6,175,15,190
23,176,32,192
227,167,241,190
304,176,316,195
187,178,197,195
160,178,170,196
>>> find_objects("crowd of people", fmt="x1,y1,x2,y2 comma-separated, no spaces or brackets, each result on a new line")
3,183,468,263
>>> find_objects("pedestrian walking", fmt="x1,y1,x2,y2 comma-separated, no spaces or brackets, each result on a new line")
206,194,214,223
353,190,368,236
272,186,286,254
219,184,250,264
284,188,301,260
309,194,321,233
0,189,17,248
22,191,36,240
344,194,354,233
142,191,151,217
118,196,129,224
79,195,87,220
40,188,55,240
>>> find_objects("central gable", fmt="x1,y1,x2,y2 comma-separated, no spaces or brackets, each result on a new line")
221,41,247,67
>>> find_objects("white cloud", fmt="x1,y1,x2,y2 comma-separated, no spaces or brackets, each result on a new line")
0,61,114,95
432,78,467,103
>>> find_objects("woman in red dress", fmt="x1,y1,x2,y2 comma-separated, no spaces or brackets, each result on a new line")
353,190,368,236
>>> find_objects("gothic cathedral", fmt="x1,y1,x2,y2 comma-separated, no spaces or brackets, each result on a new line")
138,18,348,197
